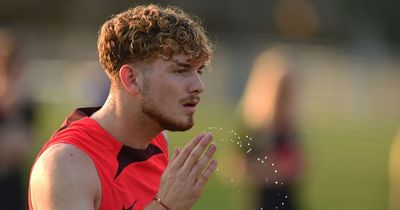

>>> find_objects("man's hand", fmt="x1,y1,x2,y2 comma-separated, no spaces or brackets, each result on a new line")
155,133,217,210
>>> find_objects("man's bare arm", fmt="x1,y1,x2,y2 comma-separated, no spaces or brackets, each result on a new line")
30,144,101,210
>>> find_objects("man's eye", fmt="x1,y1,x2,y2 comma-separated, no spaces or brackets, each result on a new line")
175,69,186,75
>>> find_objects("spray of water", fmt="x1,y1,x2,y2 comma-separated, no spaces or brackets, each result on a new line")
205,126,289,210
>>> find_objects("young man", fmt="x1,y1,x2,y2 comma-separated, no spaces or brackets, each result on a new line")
29,4,217,210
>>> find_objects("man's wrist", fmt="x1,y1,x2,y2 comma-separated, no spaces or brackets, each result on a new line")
153,194,170,210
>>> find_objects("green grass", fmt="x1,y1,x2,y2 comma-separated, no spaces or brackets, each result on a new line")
297,114,398,210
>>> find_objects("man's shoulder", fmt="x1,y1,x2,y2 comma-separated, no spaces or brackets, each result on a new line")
30,143,101,209
31,143,99,186
36,143,93,167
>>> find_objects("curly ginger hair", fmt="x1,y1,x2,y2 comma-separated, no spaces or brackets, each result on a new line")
98,4,213,78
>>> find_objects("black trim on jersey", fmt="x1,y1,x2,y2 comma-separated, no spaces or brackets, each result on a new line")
114,144,163,179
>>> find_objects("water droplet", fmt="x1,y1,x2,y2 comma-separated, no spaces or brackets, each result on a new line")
282,203,285,206
249,137,253,141
246,148,252,154
275,181,278,184
230,179,234,183
274,170,278,173
285,195,288,199
248,143,251,146
264,156,268,159
272,163,275,166
265,178,268,182
261,160,265,164
246,135,249,138
257,158,261,161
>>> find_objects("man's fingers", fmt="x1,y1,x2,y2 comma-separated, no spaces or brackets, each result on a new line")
171,147,181,162
188,144,217,178
170,133,205,168
194,160,217,191
180,133,213,174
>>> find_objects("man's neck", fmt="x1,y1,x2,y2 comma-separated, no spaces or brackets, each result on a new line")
90,95,162,150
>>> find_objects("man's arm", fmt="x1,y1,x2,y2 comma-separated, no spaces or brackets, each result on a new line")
30,144,101,210
145,133,218,210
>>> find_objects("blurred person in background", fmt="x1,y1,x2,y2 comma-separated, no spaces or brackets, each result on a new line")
0,29,34,210
238,47,304,210
389,127,400,210
29,4,218,210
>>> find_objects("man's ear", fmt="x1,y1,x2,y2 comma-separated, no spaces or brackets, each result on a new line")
119,64,141,95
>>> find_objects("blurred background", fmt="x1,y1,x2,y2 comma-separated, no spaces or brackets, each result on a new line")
0,0,399,210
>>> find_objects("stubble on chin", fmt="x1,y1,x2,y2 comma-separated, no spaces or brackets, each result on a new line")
141,98,194,131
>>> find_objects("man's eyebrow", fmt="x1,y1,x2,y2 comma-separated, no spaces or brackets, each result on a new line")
176,62,205,70
176,62,191,68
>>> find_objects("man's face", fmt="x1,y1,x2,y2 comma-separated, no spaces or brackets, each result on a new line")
138,53,205,131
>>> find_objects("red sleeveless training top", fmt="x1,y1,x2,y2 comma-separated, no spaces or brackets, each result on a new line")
29,107,169,210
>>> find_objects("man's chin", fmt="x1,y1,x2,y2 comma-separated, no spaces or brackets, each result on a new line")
166,122,194,131
163,117,194,131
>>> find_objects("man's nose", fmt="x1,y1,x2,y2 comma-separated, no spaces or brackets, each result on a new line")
188,72,204,95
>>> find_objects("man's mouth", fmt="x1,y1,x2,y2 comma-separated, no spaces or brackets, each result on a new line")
182,96,200,113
